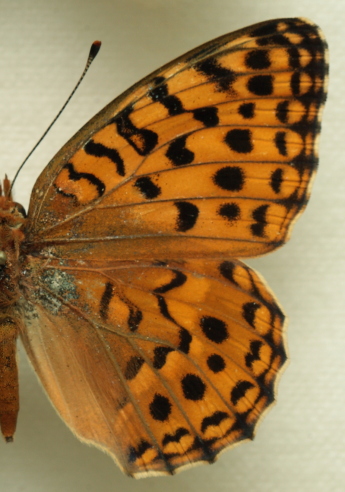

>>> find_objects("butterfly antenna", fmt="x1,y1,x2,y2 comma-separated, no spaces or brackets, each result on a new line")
9,40,102,197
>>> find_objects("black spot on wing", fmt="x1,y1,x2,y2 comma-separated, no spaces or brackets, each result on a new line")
207,354,226,373
124,356,145,380
245,49,271,69
166,135,194,166
213,166,244,192
200,316,228,343
193,106,219,127
239,102,255,119
149,394,172,421
174,201,199,232
134,176,161,199
181,374,206,401
218,202,240,223
225,129,253,154
247,75,273,96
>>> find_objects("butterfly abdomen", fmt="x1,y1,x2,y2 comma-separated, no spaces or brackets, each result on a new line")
0,319,19,441
0,194,26,441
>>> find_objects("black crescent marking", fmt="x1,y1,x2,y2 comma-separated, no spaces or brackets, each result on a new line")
231,380,255,406
100,282,114,320
250,204,269,237
245,340,264,369
149,76,184,116
162,427,190,447
128,440,153,463
84,139,125,176
154,270,187,294
201,411,230,433
60,163,105,198
155,295,176,324
242,302,261,328
219,261,238,285
153,346,175,369
128,305,143,332
195,58,237,92
276,100,289,124
275,131,287,156
174,201,199,232
270,168,284,194
287,46,301,69
149,77,219,128
113,107,158,156
178,328,192,354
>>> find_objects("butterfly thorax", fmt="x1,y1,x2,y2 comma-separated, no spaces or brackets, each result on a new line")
0,195,26,313
0,191,26,442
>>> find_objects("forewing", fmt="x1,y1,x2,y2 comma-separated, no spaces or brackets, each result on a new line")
24,18,328,261
20,258,285,476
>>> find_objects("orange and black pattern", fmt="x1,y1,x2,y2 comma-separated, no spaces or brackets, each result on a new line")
4,18,329,477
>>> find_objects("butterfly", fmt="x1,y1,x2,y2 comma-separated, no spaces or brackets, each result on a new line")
0,18,327,477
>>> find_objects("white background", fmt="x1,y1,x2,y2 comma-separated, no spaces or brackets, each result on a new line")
0,1,344,491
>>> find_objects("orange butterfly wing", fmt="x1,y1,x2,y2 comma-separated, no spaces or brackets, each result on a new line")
18,18,327,476
21,258,285,476
25,18,326,261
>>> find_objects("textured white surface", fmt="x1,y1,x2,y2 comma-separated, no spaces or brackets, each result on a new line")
0,1,344,491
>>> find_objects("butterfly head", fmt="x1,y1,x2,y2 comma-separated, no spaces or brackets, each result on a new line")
0,178,26,259
0,176,26,216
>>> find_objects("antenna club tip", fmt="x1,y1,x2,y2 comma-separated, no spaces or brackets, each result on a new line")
90,41,102,59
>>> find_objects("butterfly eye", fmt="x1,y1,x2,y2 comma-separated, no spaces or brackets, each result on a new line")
13,203,27,218
0,251,7,265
